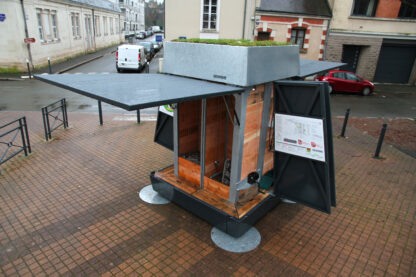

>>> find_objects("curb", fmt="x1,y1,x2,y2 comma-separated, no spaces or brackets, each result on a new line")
56,49,117,74
0,48,117,80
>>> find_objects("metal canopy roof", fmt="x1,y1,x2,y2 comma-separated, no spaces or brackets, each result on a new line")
35,74,244,111
297,59,345,78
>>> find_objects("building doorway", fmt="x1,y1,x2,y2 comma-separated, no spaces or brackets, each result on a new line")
257,31,271,41
85,15,93,51
342,45,361,73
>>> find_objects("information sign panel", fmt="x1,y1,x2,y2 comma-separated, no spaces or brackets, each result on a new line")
159,105,173,116
274,113,325,162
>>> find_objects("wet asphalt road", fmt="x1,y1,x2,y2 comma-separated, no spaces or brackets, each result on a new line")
0,38,415,119
0,35,162,118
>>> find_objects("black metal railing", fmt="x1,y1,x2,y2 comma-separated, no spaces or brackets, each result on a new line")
42,99,68,141
0,117,31,165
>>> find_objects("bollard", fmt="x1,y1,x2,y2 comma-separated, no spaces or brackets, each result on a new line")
48,57,52,74
373,123,388,158
340,108,350,137
26,59,31,79
146,62,150,73
137,109,141,123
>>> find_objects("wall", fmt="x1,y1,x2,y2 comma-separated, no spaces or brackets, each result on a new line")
375,0,402,18
256,15,329,60
165,0,250,41
0,0,123,70
0,0,28,70
325,34,382,80
165,0,200,40
331,0,416,34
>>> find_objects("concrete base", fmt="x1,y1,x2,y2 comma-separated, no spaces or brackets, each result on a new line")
211,227,261,253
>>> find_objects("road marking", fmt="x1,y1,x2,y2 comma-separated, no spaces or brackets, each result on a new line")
88,72,96,74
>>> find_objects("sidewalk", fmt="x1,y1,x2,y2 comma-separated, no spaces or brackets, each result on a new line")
0,111,415,276
0,45,119,80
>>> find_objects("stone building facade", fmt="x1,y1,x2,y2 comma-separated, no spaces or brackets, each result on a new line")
117,0,145,37
325,0,416,84
0,0,124,71
255,0,332,61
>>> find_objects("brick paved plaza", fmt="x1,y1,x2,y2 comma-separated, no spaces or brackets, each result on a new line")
0,111,415,276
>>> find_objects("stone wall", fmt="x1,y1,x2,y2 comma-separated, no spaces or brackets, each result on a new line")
325,33,383,81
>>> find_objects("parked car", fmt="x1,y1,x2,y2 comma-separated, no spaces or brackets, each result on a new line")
152,25,161,33
116,44,147,72
151,41,160,52
138,41,154,60
145,30,153,37
136,31,145,39
314,70,374,96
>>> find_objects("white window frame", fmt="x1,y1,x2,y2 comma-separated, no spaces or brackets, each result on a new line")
110,18,114,35
51,11,58,40
71,12,81,39
95,15,101,36
200,0,220,32
36,8,59,43
36,9,44,42
103,16,108,36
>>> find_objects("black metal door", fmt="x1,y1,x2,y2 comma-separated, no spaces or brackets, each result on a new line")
154,110,173,151
273,81,336,214
342,45,361,73
374,44,416,83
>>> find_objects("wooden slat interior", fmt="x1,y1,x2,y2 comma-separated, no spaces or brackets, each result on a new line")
156,165,270,219
179,100,201,156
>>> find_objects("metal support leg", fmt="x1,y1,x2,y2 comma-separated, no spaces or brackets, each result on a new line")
62,99,68,128
22,117,31,153
19,118,28,156
340,108,350,137
173,104,179,176
45,106,52,140
373,123,387,158
257,83,272,177
98,100,103,125
137,109,141,123
42,108,48,141
229,90,250,203
200,99,207,189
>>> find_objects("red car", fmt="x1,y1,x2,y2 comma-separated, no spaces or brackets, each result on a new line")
314,70,374,96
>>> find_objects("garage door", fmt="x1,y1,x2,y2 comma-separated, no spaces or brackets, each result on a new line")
374,44,416,83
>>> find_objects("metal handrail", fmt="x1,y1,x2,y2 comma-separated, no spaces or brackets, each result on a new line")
0,117,31,165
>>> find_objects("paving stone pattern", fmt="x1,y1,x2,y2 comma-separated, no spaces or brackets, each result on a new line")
0,111,415,276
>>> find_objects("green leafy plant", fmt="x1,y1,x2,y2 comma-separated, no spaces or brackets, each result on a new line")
172,38,292,47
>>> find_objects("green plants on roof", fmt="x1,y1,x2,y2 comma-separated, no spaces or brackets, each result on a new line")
172,38,292,47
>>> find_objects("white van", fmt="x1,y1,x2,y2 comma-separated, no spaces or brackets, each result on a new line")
116,44,146,72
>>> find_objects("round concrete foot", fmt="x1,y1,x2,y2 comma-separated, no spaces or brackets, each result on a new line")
139,185,170,204
210,227,261,253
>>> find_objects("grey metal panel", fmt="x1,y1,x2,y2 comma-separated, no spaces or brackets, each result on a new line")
200,99,207,189
273,81,335,214
298,59,345,78
256,82,272,177
229,90,250,203
35,74,243,111
173,106,179,176
259,0,331,17
162,42,300,87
